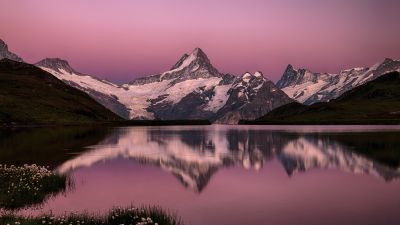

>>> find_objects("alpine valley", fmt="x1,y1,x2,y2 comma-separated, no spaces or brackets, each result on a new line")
1,38,400,124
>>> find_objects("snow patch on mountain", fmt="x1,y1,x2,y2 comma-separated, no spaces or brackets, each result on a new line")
159,77,222,104
281,79,329,103
205,84,231,112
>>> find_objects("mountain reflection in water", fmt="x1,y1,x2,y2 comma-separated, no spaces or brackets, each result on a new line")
56,126,400,192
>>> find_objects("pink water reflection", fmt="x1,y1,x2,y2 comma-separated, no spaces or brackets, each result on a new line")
22,159,400,225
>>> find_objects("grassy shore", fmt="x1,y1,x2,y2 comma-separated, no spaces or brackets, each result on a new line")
0,164,68,210
0,205,183,225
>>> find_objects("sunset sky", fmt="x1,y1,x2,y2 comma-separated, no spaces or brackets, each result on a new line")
1,0,399,83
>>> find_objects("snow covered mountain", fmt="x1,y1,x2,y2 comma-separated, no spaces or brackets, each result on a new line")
36,58,131,119
37,48,290,123
0,39,23,62
277,59,400,104
215,71,293,124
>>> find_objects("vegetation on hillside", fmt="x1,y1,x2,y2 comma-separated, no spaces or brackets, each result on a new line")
0,59,122,126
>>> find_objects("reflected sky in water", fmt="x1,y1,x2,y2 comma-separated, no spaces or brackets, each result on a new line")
2,125,400,225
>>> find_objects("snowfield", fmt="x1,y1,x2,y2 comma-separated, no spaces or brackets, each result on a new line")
40,67,229,119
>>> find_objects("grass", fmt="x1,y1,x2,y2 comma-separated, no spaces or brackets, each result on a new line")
0,164,68,210
0,205,183,225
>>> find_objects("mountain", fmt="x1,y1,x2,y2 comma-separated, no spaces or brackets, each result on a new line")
0,59,121,126
214,72,293,124
36,58,81,75
0,39,23,62
36,58,131,119
245,71,400,124
37,47,290,123
277,59,400,105
130,48,222,85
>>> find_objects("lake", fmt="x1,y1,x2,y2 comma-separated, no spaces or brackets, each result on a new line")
1,125,400,225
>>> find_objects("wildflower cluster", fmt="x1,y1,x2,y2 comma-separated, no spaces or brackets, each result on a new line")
0,164,67,209
108,207,159,225
0,206,183,225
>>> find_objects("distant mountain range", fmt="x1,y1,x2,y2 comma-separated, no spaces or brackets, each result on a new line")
35,48,292,124
1,38,400,124
277,59,400,105
245,71,400,124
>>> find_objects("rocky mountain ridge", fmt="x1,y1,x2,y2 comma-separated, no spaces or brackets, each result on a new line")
277,58,400,104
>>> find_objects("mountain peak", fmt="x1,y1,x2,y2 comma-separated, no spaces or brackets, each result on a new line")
169,48,210,71
237,72,266,85
284,64,299,74
254,71,264,78
191,47,207,58
0,38,24,62
286,64,293,69
160,47,220,81
181,47,210,66
0,39,7,51
276,64,301,88
241,71,264,78
35,58,81,75
242,72,251,77
131,48,221,84
382,58,395,64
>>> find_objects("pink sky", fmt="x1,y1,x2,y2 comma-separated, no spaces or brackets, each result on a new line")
1,0,399,83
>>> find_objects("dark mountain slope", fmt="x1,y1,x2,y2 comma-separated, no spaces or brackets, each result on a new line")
242,71,400,124
0,59,122,126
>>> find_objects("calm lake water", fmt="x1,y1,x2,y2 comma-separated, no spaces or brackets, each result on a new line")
1,125,400,225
